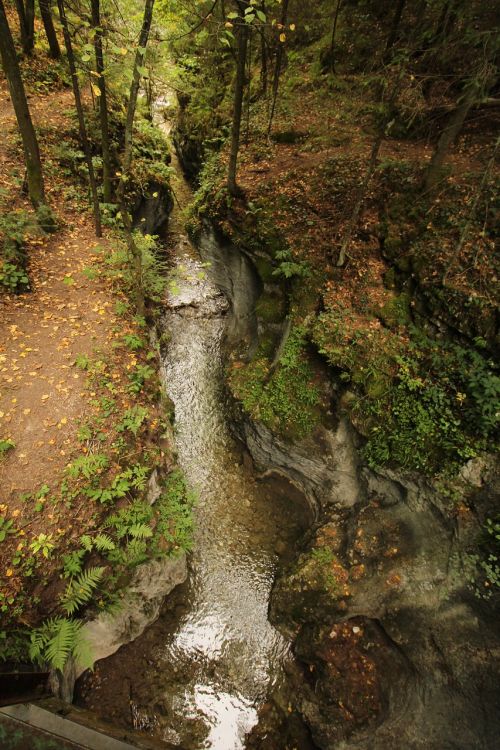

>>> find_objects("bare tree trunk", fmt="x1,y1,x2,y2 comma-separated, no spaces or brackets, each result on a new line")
245,31,251,145
227,2,249,195
39,0,60,58
13,0,30,51
336,133,383,267
24,0,34,53
57,0,102,236
116,0,155,316
91,0,111,202
0,0,46,207
443,136,499,285
324,0,342,73
423,81,479,193
259,1,267,94
384,0,406,60
267,0,289,137
337,68,405,266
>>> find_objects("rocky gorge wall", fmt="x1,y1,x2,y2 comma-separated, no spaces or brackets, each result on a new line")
193,218,500,750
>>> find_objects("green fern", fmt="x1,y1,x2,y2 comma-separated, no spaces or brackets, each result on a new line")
93,533,115,551
29,617,90,672
60,567,105,615
80,534,93,552
129,523,153,539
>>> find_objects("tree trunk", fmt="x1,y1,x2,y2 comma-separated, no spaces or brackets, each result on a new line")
116,0,155,316
91,0,111,202
324,0,341,73
267,0,289,137
337,66,406,266
423,82,478,192
384,0,406,60
24,0,34,53
227,2,249,195
13,0,30,51
259,1,267,94
39,0,60,58
57,0,102,236
0,0,46,207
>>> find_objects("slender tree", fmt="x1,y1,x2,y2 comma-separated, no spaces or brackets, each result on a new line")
91,0,111,202
259,0,268,94
39,0,61,58
0,0,46,207
322,0,342,73
57,0,102,236
227,0,249,195
384,0,407,61
116,0,155,315
13,0,30,51
423,78,482,192
24,0,34,52
267,0,289,137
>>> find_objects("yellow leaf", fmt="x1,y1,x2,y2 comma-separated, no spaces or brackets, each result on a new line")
280,33,286,42
289,23,296,31
91,82,101,97
6,569,13,577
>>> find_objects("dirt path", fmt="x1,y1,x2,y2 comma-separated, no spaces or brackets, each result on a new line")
0,82,117,506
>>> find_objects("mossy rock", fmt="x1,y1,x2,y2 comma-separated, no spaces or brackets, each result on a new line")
271,129,308,145
253,253,277,283
378,292,412,329
255,292,286,324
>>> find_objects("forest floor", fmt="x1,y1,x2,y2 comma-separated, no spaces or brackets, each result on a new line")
0,71,169,631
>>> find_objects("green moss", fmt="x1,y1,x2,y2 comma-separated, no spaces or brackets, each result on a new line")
378,292,412,329
255,293,286,324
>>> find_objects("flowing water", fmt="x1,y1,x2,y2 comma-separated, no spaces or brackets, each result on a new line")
80,98,311,749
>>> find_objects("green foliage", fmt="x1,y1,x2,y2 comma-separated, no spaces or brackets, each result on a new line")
29,617,93,671
155,470,196,554
117,406,149,436
29,534,55,559
230,326,321,438
122,332,146,351
467,518,500,600
314,304,499,476
0,261,29,292
86,464,148,504
74,353,91,370
128,364,155,393
133,231,168,303
0,209,37,292
272,249,311,280
0,438,15,457
66,453,110,480
0,516,15,542
60,567,105,615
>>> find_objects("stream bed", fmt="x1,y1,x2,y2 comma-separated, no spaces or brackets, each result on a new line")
77,100,311,749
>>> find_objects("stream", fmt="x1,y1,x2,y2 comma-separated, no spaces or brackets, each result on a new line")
78,99,311,749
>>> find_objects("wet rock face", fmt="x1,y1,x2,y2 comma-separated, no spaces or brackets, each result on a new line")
133,181,173,235
237,416,361,512
269,463,500,750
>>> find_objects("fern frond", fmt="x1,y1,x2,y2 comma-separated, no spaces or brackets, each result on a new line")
80,535,93,552
129,523,153,539
44,618,80,672
73,631,94,672
61,566,105,615
93,534,115,551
